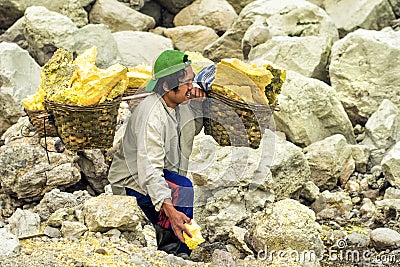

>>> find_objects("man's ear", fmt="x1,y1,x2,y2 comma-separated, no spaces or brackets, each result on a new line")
162,81,170,92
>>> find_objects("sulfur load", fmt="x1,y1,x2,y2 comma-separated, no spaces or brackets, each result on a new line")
127,64,152,89
211,58,285,107
21,46,128,110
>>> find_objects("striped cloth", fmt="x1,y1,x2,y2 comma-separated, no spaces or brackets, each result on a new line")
193,64,216,92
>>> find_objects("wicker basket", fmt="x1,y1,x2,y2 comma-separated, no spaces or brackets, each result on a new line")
44,96,122,151
24,109,58,137
203,91,275,149
123,87,147,111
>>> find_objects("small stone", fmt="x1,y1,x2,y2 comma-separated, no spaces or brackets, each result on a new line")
370,228,400,250
95,248,107,255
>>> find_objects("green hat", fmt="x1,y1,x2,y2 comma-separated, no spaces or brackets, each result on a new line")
145,50,191,92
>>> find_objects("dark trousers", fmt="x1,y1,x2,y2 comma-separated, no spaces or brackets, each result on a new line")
126,169,194,254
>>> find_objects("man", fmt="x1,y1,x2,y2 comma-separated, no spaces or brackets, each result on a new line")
108,50,205,257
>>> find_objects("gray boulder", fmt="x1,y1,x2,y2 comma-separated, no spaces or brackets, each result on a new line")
309,0,396,36
382,142,400,189
173,0,237,31
0,228,20,256
204,0,338,61
0,92,23,138
361,99,400,166
23,6,78,65
304,134,355,190
245,199,324,262
274,71,355,147
0,42,40,103
89,0,155,32
0,142,81,200
329,28,400,125
60,24,121,68
112,30,173,67
83,195,143,232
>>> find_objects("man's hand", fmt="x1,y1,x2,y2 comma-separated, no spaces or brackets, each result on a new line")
162,199,192,243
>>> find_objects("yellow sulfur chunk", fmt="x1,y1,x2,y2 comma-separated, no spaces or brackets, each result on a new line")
220,58,272,92
21,88,46,110
127,64,152,88
183,220,205,250
214,63,269,105
185,51,215,74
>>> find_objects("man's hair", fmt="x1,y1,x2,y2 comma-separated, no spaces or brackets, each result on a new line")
153,68,187,96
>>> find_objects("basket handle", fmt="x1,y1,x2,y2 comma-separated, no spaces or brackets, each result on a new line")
122,92,153,101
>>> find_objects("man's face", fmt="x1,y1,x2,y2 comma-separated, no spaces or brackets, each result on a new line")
164,66,195,107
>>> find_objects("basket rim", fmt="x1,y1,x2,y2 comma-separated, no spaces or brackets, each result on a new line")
207,90,275,112
44,95,122,110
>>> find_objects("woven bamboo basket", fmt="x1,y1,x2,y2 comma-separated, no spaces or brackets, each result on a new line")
203,91,275,149
44,96,122,151
123,87,147,111
24,109,58,137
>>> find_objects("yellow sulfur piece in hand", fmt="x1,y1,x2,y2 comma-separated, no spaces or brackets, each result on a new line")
183,220,205,250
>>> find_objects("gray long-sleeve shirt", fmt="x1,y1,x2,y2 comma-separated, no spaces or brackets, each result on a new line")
107,93,203,211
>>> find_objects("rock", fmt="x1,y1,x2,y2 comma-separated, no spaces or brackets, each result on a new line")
0,18,27,49
8,208,41,237
360,198,376,218
83,195,143,232
0,143,81,201
382,142,400,188
204,0,338,61
242,16,271,59
211,249,237,266
76,150,109,194
373,199,400,228
60,24,121,69
249,35,334,82
309,0,396,36
228,226,252,255
112,30,173,67
89,0,155,32
245,199,324,261
194,131,304,205
0,194,22,218
47,207,79,228
370,228,400,250
34,189,92,222
345,232,370,248
349,144,370,173
0,228,20,256
0,42,40,104
311,190,353,220
273,71,355,147
304,134,355,190
300,181,320,203
163,25,219,53
190,242,227,263
174,0,237,31
23,6,78,66
61,221,88,238
195,186,274,242
361,99,400,166
330,29,400,125
44,226,62,238
0,92,22,140
260,130,310,200
384,187,400,199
